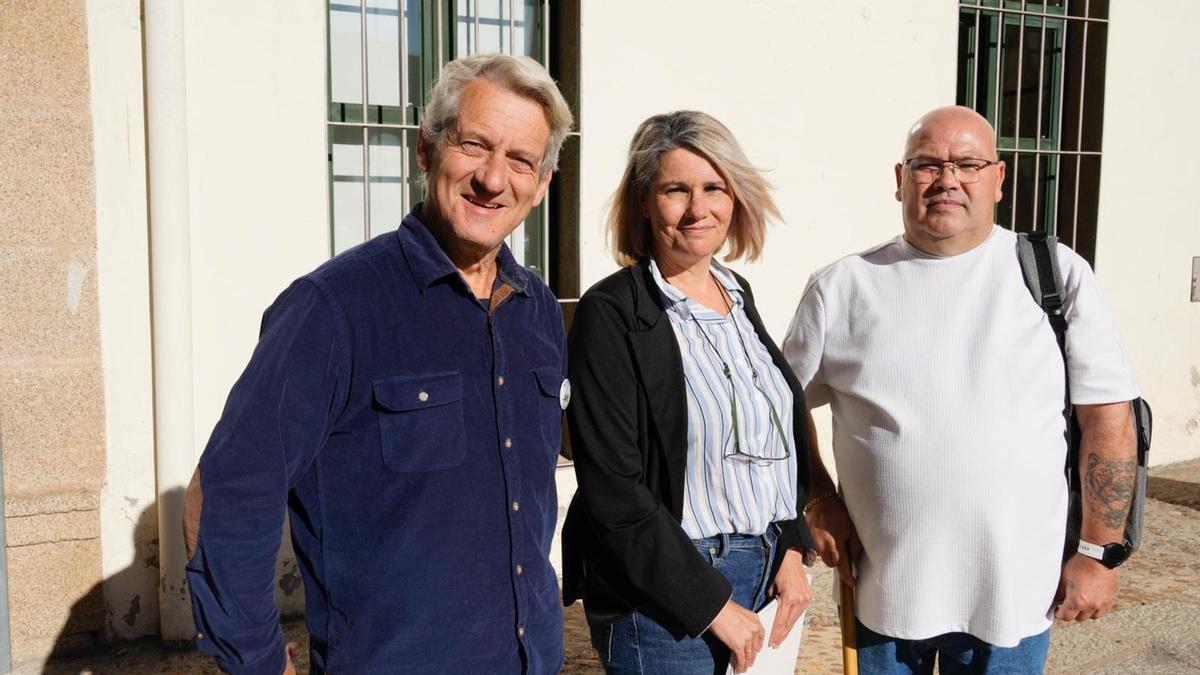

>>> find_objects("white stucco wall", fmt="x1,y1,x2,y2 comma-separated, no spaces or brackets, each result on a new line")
578,1,959,334
182,2,330,454
577,0,960,475
89,0,159,641
180,1,330,618
575,0,1199,469
94,0,330,635
1094,2,1200,465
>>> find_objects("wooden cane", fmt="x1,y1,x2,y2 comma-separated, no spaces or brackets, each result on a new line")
839,581,858,675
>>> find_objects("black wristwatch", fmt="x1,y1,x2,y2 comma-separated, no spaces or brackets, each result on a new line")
1077,539,1131,569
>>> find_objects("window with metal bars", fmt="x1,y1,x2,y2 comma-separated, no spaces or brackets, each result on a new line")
957,0,1108,263
326,0,580,293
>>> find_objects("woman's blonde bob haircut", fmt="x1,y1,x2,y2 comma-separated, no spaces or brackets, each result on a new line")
607,111,781,267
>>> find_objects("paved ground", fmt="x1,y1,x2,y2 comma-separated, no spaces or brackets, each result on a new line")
37,459,1200,674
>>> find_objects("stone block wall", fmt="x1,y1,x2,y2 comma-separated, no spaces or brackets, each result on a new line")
0,0,107,664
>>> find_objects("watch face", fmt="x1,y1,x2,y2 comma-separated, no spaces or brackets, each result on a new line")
1101,543,1131,568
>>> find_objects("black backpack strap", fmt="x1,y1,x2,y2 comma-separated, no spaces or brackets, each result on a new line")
1017,231,1068,356
1016,232,1076,477
1018,232,1151,554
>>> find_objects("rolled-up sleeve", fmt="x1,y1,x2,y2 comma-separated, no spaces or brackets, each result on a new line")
185,279,348,675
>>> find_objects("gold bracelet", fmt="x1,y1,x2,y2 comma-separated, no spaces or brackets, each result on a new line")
803,491,838,515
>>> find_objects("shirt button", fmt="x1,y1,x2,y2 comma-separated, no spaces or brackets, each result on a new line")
516,564,524,575
517,627,525,638
417,391,429,402
497,375,505,386
512,501,520,512
504,438,513,448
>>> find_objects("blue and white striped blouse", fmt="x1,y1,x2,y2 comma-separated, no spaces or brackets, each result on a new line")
649,259,799,539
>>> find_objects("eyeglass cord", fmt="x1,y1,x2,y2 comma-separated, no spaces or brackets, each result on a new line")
688,274,790,461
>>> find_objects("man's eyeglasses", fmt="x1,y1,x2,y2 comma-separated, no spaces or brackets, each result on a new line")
904,157,998,185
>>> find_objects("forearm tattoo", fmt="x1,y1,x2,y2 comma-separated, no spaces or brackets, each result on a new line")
1084,453,1136,530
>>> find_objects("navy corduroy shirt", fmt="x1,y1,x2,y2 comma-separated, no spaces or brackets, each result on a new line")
186,209,567,674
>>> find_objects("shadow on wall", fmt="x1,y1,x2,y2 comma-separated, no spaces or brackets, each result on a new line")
51,487,306,657
50,492,164,656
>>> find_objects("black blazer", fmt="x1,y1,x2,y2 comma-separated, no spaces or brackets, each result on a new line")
561,259,815,639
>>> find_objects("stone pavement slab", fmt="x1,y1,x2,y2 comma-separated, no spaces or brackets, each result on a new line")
1091,652,1200,675
1045,620,1133,672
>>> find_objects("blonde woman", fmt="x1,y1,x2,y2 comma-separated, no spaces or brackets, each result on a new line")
562,111,816,674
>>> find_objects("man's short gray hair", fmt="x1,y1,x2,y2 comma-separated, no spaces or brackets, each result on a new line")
421,53,573,179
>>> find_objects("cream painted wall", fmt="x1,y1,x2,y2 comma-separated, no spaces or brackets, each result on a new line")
93,0,330,637
578,1,960,338
1094,2,1200,466
88,0,159,640
179,1,330,617
182,2,331,450
577,0,960,476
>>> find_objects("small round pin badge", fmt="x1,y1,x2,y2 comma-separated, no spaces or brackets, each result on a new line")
559,378,571,410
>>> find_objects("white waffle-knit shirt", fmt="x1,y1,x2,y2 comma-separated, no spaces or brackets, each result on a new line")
782,226,1138,647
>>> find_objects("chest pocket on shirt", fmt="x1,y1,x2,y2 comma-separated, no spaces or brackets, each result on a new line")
533,368,565,455
373,372,466,472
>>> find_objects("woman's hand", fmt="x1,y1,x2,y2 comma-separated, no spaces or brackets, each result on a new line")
766,549,812,647
709,599,765,673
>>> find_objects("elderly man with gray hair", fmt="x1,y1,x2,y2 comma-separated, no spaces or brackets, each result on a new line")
183,53,574,674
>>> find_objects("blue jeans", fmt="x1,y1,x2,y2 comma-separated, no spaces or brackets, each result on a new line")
855,620,1051,674
590,527,779,675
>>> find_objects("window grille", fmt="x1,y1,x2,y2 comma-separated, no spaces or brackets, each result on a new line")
957,0,1108,262
326,1,579,285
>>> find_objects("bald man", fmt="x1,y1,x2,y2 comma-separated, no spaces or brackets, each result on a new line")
782,106,1139,673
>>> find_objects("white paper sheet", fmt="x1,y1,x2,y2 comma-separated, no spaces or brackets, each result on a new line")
724,598,805,675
